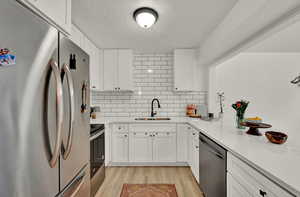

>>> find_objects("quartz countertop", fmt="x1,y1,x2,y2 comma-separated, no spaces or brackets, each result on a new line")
90,117,300,196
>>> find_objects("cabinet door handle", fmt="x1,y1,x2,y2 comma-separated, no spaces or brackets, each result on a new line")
259,190,267,196
134,132,136,135
92,86,96,88
192,133,196,136
167,132,170,135
124,134,128,137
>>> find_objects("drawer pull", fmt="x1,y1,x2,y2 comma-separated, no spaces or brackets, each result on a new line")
259,190,267,197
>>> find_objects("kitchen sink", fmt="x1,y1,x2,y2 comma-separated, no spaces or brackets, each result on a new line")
134,117,171,121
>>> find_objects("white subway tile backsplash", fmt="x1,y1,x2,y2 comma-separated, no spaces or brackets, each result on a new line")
91,53,207,117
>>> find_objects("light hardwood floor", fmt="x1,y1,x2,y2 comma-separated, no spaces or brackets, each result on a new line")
95,167,204,197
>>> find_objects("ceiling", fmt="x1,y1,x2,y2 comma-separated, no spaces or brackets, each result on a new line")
72,0,238,53
247,18,300,52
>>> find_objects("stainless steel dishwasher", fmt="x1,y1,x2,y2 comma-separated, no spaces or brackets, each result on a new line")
199,133,227,197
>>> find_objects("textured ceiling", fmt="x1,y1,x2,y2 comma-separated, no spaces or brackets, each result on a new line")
72,0,237,53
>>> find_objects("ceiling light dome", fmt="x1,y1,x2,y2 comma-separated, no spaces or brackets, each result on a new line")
133,7,159,29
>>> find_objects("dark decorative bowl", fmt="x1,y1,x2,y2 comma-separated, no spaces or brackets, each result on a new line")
265,131,288,144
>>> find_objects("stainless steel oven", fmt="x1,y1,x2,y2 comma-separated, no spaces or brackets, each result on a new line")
90,124,105,197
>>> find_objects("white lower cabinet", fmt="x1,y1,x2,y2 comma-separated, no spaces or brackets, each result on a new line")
127,124,177,163
109,123,295,197
188,128,199,182
176,124,189,162
128,131,176,163
110,123,199,181
227,173,252,197
153,132,176,162
227,152,295,197
129,132,152,162
111,132,129,162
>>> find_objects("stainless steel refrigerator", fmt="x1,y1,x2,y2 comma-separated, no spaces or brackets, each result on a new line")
0,0,90,196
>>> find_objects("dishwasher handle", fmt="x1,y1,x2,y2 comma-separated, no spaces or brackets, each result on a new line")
199,136,225,160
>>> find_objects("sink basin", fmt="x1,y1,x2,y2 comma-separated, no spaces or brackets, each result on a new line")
135,117,171,121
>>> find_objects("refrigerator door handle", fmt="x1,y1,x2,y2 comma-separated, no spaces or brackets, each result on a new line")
61,63,75,160
81,80,88,113
49,59,64,168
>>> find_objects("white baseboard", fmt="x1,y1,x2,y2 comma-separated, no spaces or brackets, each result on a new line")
108,162,189,167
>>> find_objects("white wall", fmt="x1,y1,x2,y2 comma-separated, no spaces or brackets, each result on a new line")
215,53,300,146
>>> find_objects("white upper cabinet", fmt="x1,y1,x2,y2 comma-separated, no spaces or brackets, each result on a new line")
70,25,103,91
89,44,101,90
174,49,207,92
103,50,118,91
18,0,71,34
118,49,133,91
70,25,83,47
82,36,102,91
103,49,133,92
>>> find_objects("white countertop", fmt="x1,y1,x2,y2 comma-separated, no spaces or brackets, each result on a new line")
91,117,300,196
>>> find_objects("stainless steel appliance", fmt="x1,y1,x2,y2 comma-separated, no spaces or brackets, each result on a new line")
90,124,105,197
0,0,90,196
199,133,227,197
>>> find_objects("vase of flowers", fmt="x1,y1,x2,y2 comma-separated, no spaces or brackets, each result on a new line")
232,100,249,129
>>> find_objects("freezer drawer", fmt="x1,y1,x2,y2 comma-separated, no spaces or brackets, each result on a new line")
57,165,90,197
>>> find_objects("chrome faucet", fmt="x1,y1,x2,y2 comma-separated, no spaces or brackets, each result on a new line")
151,98,161,117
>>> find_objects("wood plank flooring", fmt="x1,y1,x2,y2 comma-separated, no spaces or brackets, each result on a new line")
95,167,204,197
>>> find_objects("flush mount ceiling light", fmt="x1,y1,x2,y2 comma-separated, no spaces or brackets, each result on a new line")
133,7,159,29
